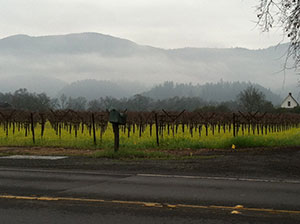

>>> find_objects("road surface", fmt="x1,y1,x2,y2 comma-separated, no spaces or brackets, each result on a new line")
0,165,299,223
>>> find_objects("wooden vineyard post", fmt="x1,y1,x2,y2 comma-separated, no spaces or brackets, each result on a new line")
155,113,159,146
92,113,96,145
5,121,8,137
233,113,236,137
127,124,131,138
113,123,120,152
139,116,142,138
12,122,15,135
30,113,35,144
40,113,45,138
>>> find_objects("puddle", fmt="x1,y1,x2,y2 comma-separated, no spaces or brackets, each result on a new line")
0,155,68,160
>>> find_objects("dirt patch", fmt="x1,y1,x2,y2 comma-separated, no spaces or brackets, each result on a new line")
0,146,97,156
1,146,300,157
0,146,300,181
146,146,300,156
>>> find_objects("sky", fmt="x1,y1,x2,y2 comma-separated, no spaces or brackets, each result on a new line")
0,0,285,49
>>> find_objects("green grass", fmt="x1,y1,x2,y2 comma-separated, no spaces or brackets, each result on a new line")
93,149,170,159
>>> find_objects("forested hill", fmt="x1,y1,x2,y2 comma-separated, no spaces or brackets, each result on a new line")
0,32,297,96
142,81,281,105
0,81,282,111
55,79,281,105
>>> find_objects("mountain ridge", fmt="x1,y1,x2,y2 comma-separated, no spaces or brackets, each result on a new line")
0,32,297,98
0,32,288,51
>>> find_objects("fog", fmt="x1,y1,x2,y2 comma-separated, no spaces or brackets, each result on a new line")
0,33,298,98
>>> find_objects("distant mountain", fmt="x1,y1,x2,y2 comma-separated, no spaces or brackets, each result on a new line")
0,32,297,97
0,33,151,56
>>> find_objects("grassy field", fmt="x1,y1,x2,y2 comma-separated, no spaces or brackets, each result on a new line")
1,123,300,155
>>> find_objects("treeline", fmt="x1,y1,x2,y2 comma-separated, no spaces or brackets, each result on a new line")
142,81,281,105
0,88,51,111
51,94,223,112
0,87,296,113
0,89,237,112
53,80,281,104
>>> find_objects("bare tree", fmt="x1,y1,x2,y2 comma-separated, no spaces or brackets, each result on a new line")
257,0,300,67
237,86,274,112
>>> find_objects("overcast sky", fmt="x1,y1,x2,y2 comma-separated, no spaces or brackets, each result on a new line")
0,0,285,49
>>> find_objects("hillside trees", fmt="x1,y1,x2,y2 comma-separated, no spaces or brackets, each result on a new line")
51,95,88,111
143,81,280,104
0,88,276,112
0,88,51,111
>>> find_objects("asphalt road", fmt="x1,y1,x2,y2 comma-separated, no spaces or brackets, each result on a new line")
0,165,300,223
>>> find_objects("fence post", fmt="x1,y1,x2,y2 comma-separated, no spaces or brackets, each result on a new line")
40,113,45,137
92,113,96,145
155,113,159,146
113,123,120,152
30,113,35,144
233,113,236,137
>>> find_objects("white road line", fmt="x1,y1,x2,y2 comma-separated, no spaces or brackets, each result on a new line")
137,173,300,184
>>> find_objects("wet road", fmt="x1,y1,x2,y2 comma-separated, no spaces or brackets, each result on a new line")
1,198,299,224
0,167,299,223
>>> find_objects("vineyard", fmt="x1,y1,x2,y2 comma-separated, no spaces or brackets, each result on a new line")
0,109,300,152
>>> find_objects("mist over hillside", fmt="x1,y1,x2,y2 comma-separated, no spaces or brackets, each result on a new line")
56,79,280,106
0,32,298,98
0,75,66,97
58,79,147,99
